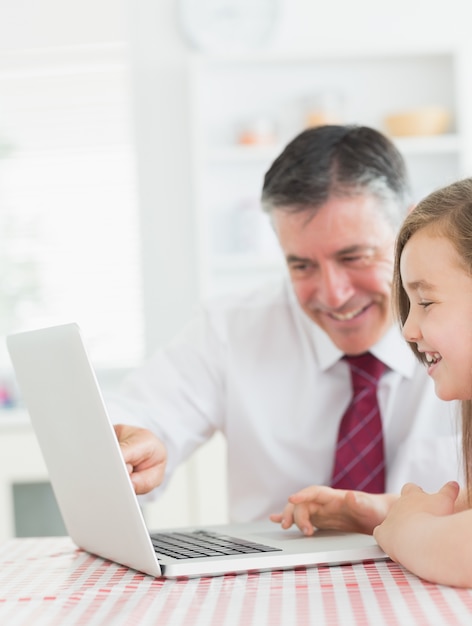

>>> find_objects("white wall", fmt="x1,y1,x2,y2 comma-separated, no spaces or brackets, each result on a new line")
272,0,469,53
0,0,125,49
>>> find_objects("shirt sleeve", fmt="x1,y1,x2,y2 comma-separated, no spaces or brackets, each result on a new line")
106,304,227,493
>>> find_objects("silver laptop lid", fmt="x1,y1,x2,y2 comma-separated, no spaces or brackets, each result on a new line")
7,323,161,577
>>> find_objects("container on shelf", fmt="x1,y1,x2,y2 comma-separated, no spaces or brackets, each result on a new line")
384,105,452,137
304,90,344,129
236,116,277,146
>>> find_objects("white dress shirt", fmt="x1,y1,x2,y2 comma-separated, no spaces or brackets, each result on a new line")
108,278,462,522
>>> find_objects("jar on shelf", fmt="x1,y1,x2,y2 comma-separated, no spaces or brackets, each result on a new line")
304,90,344,129
236,116,277,146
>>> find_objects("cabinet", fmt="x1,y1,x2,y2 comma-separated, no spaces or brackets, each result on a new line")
189,48,468,299
0,413,49,541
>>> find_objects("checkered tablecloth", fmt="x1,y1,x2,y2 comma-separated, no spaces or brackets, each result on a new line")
0,537,471,625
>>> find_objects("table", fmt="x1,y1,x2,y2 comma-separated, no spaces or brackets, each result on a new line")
0,537,471,625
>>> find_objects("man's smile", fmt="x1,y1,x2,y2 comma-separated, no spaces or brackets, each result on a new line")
324,303,372,322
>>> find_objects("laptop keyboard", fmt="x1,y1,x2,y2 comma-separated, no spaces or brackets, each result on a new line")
149,530,281,560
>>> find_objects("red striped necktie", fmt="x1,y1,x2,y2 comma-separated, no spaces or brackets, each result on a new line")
331,353,388,493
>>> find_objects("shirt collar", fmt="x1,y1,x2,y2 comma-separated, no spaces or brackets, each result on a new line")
295,303,418,378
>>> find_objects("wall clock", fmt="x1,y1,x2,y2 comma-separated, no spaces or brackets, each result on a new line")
177,0,280,53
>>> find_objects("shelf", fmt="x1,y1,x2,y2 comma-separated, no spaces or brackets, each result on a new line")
394,133,460,155
206,133,461,164
190,46,458,66
191,49,465,299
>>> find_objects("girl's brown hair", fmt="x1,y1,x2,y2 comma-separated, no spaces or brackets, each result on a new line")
393,177,472,499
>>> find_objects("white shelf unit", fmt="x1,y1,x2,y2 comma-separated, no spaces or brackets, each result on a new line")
188,49,468,299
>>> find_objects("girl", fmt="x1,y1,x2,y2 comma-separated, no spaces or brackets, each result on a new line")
272,177,472,587
372,177,472,587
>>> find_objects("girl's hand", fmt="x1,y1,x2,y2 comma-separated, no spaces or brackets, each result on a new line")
373,481,460,560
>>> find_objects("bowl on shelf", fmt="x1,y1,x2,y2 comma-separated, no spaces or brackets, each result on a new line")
383,106,451,137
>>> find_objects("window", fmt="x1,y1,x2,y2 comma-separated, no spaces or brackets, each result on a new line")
0,44,144,372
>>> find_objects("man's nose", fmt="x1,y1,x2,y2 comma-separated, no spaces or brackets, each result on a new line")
316,265,354,308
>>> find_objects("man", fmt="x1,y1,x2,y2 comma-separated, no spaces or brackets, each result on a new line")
109,125,461,525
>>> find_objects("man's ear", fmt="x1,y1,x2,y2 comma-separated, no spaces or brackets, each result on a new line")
407,203,416,215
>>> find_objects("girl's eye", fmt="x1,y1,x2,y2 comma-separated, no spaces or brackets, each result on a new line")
419,301,433,309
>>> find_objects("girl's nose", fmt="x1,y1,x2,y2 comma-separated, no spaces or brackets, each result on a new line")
402,311,421,343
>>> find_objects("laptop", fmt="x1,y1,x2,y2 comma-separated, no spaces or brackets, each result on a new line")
6,323,388,578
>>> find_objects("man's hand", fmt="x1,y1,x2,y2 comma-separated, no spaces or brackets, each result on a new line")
113,424,167,494
270,485,397,535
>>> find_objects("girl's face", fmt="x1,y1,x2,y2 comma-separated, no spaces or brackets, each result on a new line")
400,229,472,401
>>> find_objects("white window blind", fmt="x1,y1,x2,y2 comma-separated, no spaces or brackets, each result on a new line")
0,44,144,370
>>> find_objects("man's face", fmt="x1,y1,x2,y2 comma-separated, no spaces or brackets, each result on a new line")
272,195,397,355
